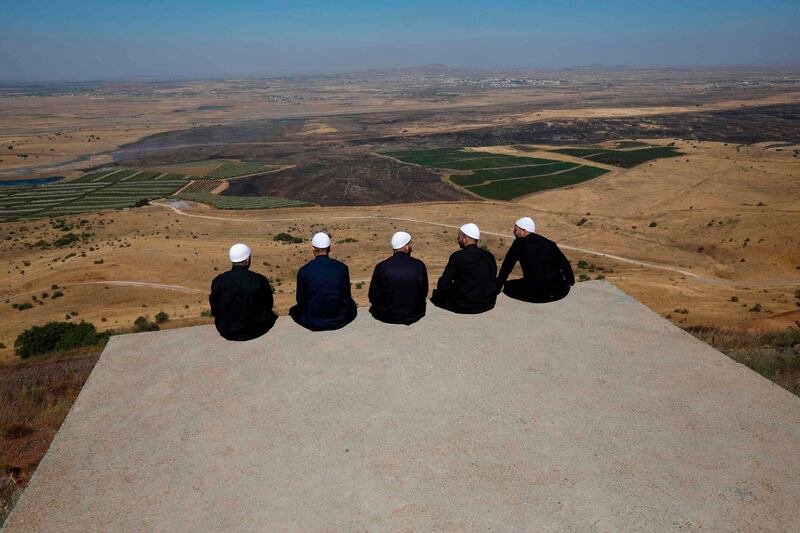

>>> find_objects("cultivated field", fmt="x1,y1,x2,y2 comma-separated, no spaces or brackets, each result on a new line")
383,148,611,199
146,159,282,179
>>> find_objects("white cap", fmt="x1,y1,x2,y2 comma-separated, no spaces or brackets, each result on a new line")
460,223,480,240
515,216,536,233
229,243,251,263
391,231,412,250
311,232,331,249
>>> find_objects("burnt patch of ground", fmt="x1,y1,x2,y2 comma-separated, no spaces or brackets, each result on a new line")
383,104,800,147
225,151,470,205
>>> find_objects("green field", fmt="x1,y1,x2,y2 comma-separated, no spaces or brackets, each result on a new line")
585,147,681,167
0,168,189,221
385,148,610,200
550,146,681,168
451,162,577,186
146,159,282,179
204,161,280,179
383,149,557,170
181,180,223,193
466,166,611,200
176,192,311,210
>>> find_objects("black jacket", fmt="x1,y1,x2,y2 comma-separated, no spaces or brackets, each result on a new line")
210,266,277,341
432,244,497,314
368,252,428,325
292,255,357,331
497,233,575,296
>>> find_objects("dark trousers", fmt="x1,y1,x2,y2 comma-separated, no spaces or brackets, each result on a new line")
430,289,495,314
503,279,570,304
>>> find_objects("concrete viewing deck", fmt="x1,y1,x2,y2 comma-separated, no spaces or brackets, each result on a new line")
6,281,800,531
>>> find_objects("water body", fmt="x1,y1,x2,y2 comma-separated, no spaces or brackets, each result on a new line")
0,176,63,186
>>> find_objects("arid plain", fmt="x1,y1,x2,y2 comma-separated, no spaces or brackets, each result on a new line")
1,65,800,510
2,67,799,362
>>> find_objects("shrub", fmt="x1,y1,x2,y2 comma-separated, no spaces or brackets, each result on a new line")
52,233,80,247
577,260,589,269
576,217,588,226
94,258,104,264
133,316,159,332
51,290,64,299
14,321,103,359
648,221,657,227
578,274,590,282
154,311,170,324
133,198,150,208
273,232,303,244
337,237,358,244
15,303,33,311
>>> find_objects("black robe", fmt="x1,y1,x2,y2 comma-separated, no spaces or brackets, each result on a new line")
496,233,575,303
431,244,497,314
368,252,428,325
210,265,277,341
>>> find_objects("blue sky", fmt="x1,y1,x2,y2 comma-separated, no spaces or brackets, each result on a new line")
1,0,798,80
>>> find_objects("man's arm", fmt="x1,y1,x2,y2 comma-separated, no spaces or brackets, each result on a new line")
209,278,220,317
420,262,429,300
295,268,305,307
436,254,457,293
496,239,519,290
557,246,575,286
368,263,381,305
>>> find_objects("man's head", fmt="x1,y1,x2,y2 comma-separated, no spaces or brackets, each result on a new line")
513,216,536,239
391,231,412,254
311,232,331,256
458,223,480,248
229,243,251,268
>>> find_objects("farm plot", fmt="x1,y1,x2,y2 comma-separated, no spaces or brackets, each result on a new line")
467,166,611,201
177,192,311,210
146,159,281,179
385,148,610,200
0,169,189,221
180,180,223,193
451,162,577,187
383,148,557,170
550,146,681,168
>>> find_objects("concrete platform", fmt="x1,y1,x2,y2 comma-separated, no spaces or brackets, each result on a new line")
6,282,800,531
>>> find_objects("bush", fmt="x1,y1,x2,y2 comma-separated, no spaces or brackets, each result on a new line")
273,232,303,244
14,321,103,359
51,290,64,299
133,316,159,332
154,311,170,324
52,233,80,247
576,217,588,226
648,221,657,227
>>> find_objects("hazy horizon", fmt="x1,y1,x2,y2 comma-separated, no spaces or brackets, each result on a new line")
2,0,799,82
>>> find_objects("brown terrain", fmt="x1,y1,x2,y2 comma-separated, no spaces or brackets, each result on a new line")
1,65,799,518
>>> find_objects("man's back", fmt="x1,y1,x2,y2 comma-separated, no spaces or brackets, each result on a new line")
210,266,277,341
434,244,497,314
369,252,428,324
294,255,357,331
504,234,574,288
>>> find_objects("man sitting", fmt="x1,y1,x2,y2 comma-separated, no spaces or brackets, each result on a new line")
209,243,277,341
430,223,497,314
289,232,357,331
496,216,575,303
368,231,428,325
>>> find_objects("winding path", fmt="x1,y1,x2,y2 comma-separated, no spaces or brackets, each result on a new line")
153,201,799,288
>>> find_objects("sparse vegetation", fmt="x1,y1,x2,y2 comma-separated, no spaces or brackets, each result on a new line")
273,232,304,244
177,192,310,210
133,316,159,332
686,326,800,396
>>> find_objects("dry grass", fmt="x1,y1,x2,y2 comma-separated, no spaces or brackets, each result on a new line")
686,326,800,395
0,343,106,525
